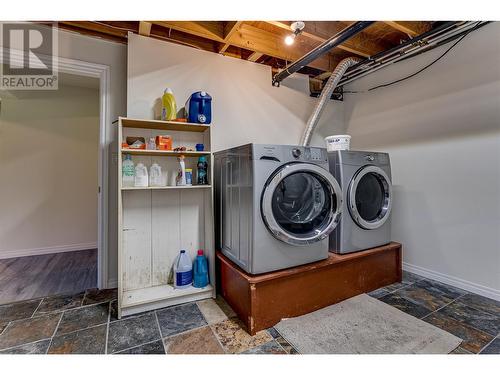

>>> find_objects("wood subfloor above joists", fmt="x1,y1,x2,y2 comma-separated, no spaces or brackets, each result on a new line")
54,21,435,78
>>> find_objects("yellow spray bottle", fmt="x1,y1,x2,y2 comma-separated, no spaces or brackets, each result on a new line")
161,88,177,121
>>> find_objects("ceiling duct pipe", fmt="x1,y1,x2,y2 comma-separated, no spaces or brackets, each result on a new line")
272,21,375,86
300,57,360,146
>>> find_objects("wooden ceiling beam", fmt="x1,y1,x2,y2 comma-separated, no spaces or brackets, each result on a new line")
247,51,264,62
383,21,431,37
226,23,338,71
138,21,152,37
219,21,243,54
151,21,225,42
265,21,382,58
60,21,131,38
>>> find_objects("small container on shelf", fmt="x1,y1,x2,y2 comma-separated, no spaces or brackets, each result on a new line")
156,135,173,150
185,168,193,185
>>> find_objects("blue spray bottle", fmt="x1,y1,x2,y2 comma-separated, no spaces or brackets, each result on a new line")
193,249,209,288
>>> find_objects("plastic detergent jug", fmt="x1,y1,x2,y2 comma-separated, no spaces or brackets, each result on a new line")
174,250,192,289
185,91,212,124
134,163,148,187
149,163,163,187
161,88,177,121
193,250,209,288
122,155,135,187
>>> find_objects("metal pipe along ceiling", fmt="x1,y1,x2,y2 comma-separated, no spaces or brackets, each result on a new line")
272,21,375,86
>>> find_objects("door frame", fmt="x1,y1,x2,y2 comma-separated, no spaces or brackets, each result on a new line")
1,47,111,289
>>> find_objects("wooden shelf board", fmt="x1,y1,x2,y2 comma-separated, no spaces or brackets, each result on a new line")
122,284,214,309
122,185,211,191
122,149,211,157
120,117,210,132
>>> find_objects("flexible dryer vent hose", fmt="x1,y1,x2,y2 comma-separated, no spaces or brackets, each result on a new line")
300,57,360,146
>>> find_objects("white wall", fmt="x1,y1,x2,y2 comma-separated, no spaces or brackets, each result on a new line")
127,33,343,151
319,23,500,299
57,29,127,285
0,85,99,258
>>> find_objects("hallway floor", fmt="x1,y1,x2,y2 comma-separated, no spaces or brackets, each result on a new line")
0,272,498,354
0,249,97,304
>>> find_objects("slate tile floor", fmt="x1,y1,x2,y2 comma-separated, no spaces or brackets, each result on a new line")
0,272,498,354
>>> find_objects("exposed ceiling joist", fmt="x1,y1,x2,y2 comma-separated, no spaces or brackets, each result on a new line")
227,23,339,71
383,21,430,37
219,21,243,53
138,21,152,36
152,21,225,42
265,21,382,57
61,21,130,38
54,20,439,80
247,51,264,62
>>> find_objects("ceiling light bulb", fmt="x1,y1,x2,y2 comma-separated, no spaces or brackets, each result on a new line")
285,34,295,45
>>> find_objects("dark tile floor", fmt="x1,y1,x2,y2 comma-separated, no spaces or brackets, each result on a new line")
369,271,500,354
0,272,498,354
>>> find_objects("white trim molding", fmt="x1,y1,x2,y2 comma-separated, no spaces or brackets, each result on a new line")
0,243,98,260
403,262,500,302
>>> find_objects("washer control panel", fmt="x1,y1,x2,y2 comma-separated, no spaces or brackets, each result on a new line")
290,147,326,162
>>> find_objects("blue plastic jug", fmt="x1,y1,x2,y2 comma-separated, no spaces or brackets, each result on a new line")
186,91,212,124
193,249,209,288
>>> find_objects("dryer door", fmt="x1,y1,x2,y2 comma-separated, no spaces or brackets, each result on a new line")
261,163,342,246
348,165,392,230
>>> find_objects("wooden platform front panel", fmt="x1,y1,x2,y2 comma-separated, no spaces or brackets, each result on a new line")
217,242,402,335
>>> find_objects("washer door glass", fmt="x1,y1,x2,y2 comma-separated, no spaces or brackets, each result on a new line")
271,172,331,236
349,166,392,230
261,163,342,246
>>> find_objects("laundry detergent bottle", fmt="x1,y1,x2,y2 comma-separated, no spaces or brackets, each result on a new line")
193,250,209,288
173,250,192,289
161,88,177,121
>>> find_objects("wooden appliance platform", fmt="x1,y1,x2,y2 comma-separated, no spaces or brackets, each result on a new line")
216,242,402,335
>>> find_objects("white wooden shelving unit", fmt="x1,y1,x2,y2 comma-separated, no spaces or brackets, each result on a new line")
117,117,215,318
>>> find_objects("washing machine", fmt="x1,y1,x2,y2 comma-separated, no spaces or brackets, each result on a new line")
214,144,342,274
328,150,393,254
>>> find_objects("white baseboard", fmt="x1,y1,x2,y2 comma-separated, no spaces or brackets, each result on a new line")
403,262,500,302
0,242,98,259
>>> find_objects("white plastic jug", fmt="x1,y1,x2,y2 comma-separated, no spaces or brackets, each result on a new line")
173,250,192,289
149,163,163,187
134,163,149,187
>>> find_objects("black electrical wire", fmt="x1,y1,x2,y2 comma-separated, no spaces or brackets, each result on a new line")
344,22,482,94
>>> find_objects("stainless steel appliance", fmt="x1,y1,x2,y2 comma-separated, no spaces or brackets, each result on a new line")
328,150,393,254
214,144,342,274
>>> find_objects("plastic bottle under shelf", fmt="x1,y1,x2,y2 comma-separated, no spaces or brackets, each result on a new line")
122,154,135,187
193,249,209,288
173,250,192,289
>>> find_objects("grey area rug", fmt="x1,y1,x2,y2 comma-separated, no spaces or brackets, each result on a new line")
274,294,462,354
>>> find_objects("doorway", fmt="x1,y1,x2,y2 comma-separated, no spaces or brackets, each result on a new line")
0,51,111,302
0,71,102,303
